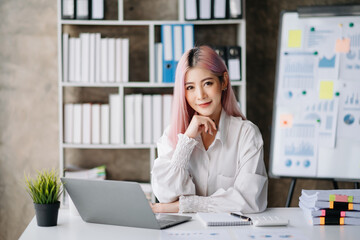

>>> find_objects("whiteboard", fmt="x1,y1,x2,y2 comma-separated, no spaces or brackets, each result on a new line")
270,9,360,180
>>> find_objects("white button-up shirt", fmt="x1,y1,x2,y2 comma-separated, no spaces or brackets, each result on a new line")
151,109,268,213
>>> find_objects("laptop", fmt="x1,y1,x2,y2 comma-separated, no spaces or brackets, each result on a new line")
61,178,191,229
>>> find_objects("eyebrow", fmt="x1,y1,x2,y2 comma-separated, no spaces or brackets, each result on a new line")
185,77,214,85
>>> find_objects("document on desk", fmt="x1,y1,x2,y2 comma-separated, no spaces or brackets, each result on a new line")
234,228,310,240
161,230,232,240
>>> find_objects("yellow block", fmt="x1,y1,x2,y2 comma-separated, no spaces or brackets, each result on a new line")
288,30,302,48
319,81,334,100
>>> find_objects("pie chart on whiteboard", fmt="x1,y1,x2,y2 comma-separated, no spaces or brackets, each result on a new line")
344,114,355,125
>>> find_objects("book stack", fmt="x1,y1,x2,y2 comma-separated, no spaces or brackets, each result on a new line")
62,33,129,83
299,189,360,225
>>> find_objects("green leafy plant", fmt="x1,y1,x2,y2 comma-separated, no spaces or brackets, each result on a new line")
25,169,63,204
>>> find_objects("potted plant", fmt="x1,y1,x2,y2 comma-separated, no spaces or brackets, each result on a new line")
25,169,63,227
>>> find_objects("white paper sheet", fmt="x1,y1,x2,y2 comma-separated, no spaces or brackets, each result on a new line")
340,24,360,81
336,81,360,140
274,117,319,177
161,230,232,240
234,229,310,240
302,98,339,148
276,51,317,106
305,25,341,80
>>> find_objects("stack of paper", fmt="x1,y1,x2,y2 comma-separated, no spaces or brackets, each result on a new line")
299,189,360,225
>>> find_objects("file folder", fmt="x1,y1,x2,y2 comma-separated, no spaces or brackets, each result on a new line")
185,0,198,20
173,25,183,77
183,24,195,53
229,0,242,19
76,0,90,19
199,0,212,20
213,46,228,67
227,46,241,81
213,0,227,19
62,0,75,19
162,25,174,83
91,0,104,20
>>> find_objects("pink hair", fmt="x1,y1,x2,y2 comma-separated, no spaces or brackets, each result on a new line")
169,45,246,147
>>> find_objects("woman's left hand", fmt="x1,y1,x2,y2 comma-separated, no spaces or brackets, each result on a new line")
151,201,179,213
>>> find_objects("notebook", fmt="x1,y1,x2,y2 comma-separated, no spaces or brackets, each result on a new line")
196,213,251,226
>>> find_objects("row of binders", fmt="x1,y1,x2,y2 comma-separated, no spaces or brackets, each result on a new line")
154,43,242,83
299,189,360,225
214,46,242,81
62,33,129,83
161,24,195,83
125,94,173,145
64,94,173,145
62,0,104,20
185,0,242,21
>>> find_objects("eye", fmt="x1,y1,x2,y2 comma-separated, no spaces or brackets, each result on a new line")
186,85,194,90
204,81,213,86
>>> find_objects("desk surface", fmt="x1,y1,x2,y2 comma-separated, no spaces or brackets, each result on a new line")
20,208,360,240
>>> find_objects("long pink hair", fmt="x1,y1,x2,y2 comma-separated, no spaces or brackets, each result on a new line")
169,46,246,147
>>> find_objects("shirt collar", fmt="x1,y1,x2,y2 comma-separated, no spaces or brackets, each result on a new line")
216,108,229,144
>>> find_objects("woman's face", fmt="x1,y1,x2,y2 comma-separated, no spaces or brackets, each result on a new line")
185,66,226,118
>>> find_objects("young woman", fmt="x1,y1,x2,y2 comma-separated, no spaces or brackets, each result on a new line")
151,46,268,213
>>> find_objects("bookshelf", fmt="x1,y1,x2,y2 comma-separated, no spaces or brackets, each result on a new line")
57,0,246,201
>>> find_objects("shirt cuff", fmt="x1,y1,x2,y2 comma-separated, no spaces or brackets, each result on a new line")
170,134,198,169
179,195,211,213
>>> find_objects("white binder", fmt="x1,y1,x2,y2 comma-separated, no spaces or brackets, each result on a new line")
134,94,143,144
183,24,194,53
108,38,116,83
173,25,183,68
115,38,122,83
91,104,100,144
152,95,163,143
125,95,135,144
95,33,101,83
110,94,122,144
185,0,197,20
213,0,227,19
122,39,129,82
100,104,109,144
62,33,69,82
89,33,96,83
82,103,91,144
80,33,90,83
142,95,152,144
199,0,211,20
64,103,73,143
100,38,108,82
73,104,82,144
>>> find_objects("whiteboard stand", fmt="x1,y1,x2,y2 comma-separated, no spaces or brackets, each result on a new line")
270,5,360,207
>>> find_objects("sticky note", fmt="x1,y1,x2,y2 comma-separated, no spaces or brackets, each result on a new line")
335,38,350,53
280,114,293,128
288,30,302,48
319,81,334,100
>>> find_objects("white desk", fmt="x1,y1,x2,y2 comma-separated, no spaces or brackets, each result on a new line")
20,208,360,240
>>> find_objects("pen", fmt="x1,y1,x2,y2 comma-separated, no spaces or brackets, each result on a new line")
230,212,252,221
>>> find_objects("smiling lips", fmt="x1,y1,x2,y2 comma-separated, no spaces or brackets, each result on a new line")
198,101,212,108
